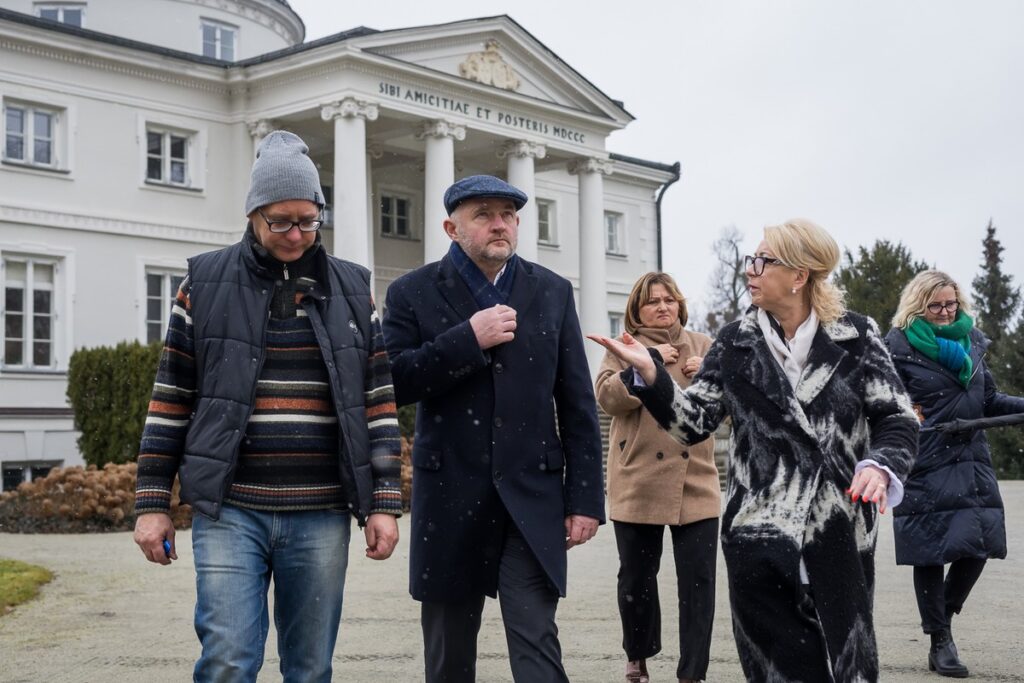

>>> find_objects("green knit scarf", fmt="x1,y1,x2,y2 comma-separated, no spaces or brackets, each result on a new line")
905,311,974,387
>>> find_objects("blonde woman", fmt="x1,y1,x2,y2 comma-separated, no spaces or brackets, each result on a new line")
886,270,1024,678
590,219,919,681
596,273,719,683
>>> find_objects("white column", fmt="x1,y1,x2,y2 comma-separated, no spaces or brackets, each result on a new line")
246,119,274,160
568,157,614,376
320,98,378,266
418,120,466,264
498,140,546,263
366,144,383,294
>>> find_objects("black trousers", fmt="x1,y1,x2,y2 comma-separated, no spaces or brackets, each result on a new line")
613,517,718,680
420,522,568,683
913,558,987,633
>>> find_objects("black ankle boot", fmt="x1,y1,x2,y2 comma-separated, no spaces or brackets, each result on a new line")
929,629,969,678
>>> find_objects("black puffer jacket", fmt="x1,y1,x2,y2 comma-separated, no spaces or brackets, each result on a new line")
886,327,1024,566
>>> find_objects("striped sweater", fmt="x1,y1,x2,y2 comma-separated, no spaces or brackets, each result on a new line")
135,242,402,517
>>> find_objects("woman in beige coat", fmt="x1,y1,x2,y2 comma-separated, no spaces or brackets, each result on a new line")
596,272,720,683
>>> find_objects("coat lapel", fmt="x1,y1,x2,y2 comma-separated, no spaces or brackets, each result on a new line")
505,258,539,317
436,255,480,322
732,309,795,417
794,317,856,407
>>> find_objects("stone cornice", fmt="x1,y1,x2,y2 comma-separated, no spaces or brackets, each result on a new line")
0,204,236,246
172,0,304,45
0,32,229,94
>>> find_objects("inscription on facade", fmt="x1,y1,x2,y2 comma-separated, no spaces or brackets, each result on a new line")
377,80,587,145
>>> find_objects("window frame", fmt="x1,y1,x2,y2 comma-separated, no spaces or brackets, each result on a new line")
536,198,558,247
145,128,191,188
138,116,206,193
608,313,624,339
3,100,65,170
604,210,627,256
34,3,86,27
200,18,238,61
2,254,63,371
143,268,187,344
376,186,420,241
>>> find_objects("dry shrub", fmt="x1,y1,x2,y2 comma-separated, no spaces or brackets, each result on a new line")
0,462,192,534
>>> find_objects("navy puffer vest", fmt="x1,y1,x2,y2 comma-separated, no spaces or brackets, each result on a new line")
179,238,375,524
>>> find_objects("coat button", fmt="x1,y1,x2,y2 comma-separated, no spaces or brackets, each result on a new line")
494,417,503,428
494,470,503,481
656,451,664,460
494,362,504,373
681,451,689,459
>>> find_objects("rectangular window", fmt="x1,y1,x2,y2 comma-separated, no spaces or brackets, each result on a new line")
3,102,59,168
146,129,190,187
605,211,625,255
3,256,57,369
201,20,236,60
2,465,25,492
35,4,85,27
537,199,557,245
380,194,411,238
145,270,186,343
609,313,624,339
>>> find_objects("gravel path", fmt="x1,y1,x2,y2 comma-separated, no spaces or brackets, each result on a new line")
2,482,1022,682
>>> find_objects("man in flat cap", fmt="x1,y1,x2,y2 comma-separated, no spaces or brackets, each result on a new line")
132,130,402,682
383,174,605,682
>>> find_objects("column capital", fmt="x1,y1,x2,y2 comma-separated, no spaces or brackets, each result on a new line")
497,139,547,161
246,118,275,140
416,119,467,142
320,98,379,122
568,157,614,176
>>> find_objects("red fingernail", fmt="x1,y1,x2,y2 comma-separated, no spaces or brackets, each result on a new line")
845,488,852,494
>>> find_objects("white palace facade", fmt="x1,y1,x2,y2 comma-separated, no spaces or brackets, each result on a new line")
0,0,679,488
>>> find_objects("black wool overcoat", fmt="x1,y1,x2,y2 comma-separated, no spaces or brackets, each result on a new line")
634,308,919,682
382,254,605,601
886,327,1024,566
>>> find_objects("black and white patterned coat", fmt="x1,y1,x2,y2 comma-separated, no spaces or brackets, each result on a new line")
632,308,918,682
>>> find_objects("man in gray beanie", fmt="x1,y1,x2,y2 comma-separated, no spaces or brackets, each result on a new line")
133,130,402,682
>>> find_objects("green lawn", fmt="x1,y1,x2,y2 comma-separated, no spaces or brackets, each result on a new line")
0,558,53,615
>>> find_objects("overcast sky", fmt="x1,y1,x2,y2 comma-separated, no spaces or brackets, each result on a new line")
289,0,1023,317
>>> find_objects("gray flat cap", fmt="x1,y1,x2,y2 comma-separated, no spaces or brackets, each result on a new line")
443,175,528,215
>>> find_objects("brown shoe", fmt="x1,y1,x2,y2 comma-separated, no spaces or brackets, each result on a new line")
626,659,650,683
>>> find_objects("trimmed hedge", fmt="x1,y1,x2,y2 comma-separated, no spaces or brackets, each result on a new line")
66,341,161,468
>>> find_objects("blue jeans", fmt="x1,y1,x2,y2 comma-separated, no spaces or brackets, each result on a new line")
191,505,351,683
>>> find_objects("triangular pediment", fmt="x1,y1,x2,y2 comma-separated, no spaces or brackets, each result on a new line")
349,16,632,125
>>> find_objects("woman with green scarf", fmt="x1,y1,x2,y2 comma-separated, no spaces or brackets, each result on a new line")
886,270,1024,679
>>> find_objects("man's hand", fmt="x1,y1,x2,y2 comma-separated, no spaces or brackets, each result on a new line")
652,343,680,365
134,512,176,565
564,514,599,549
364,513,399,560
470,305,517,350
682,355,703,379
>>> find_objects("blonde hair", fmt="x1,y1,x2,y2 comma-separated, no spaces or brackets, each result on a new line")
763,218,845,323
891,269,972,329
624,272,688,334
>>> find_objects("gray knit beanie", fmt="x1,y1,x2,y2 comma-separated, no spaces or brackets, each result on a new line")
244,130,324,216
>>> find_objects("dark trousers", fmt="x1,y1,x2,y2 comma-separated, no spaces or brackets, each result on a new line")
421,523,568,683
913,558,987,633
613,517,718,680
